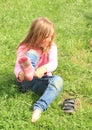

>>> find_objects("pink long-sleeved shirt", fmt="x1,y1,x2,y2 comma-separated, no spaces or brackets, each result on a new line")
14,43,58,78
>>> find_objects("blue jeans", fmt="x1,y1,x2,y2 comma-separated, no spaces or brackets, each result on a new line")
17,50,63,111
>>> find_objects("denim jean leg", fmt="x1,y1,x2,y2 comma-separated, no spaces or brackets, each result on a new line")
26,50,39,68
17,50,40,92
33,75,63,111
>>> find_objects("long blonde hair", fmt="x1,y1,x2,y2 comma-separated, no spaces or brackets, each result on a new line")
18,17,55,53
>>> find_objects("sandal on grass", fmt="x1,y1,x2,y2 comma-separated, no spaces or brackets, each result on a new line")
62,98,75,114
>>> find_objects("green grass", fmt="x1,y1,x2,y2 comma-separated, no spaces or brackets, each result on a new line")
0,0,92,129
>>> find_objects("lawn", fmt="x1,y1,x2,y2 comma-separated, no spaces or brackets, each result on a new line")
0,0,92,130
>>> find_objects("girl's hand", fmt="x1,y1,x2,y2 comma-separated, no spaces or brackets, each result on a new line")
18,71,25,81
35,66,47,78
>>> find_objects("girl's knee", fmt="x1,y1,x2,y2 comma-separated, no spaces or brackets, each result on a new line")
26,50,39,68
26,50,39,59
53,75,63,90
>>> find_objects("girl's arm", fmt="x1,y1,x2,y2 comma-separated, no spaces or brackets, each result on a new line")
43,44,58,73
35,44,58,78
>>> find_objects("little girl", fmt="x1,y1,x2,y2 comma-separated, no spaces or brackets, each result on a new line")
14,17,63,123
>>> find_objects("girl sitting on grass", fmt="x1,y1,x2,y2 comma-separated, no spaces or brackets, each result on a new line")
14,17,63,123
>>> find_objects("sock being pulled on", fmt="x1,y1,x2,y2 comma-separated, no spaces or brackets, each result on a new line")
18,56,34,81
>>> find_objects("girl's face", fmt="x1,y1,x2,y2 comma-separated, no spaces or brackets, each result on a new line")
40,35,52,49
